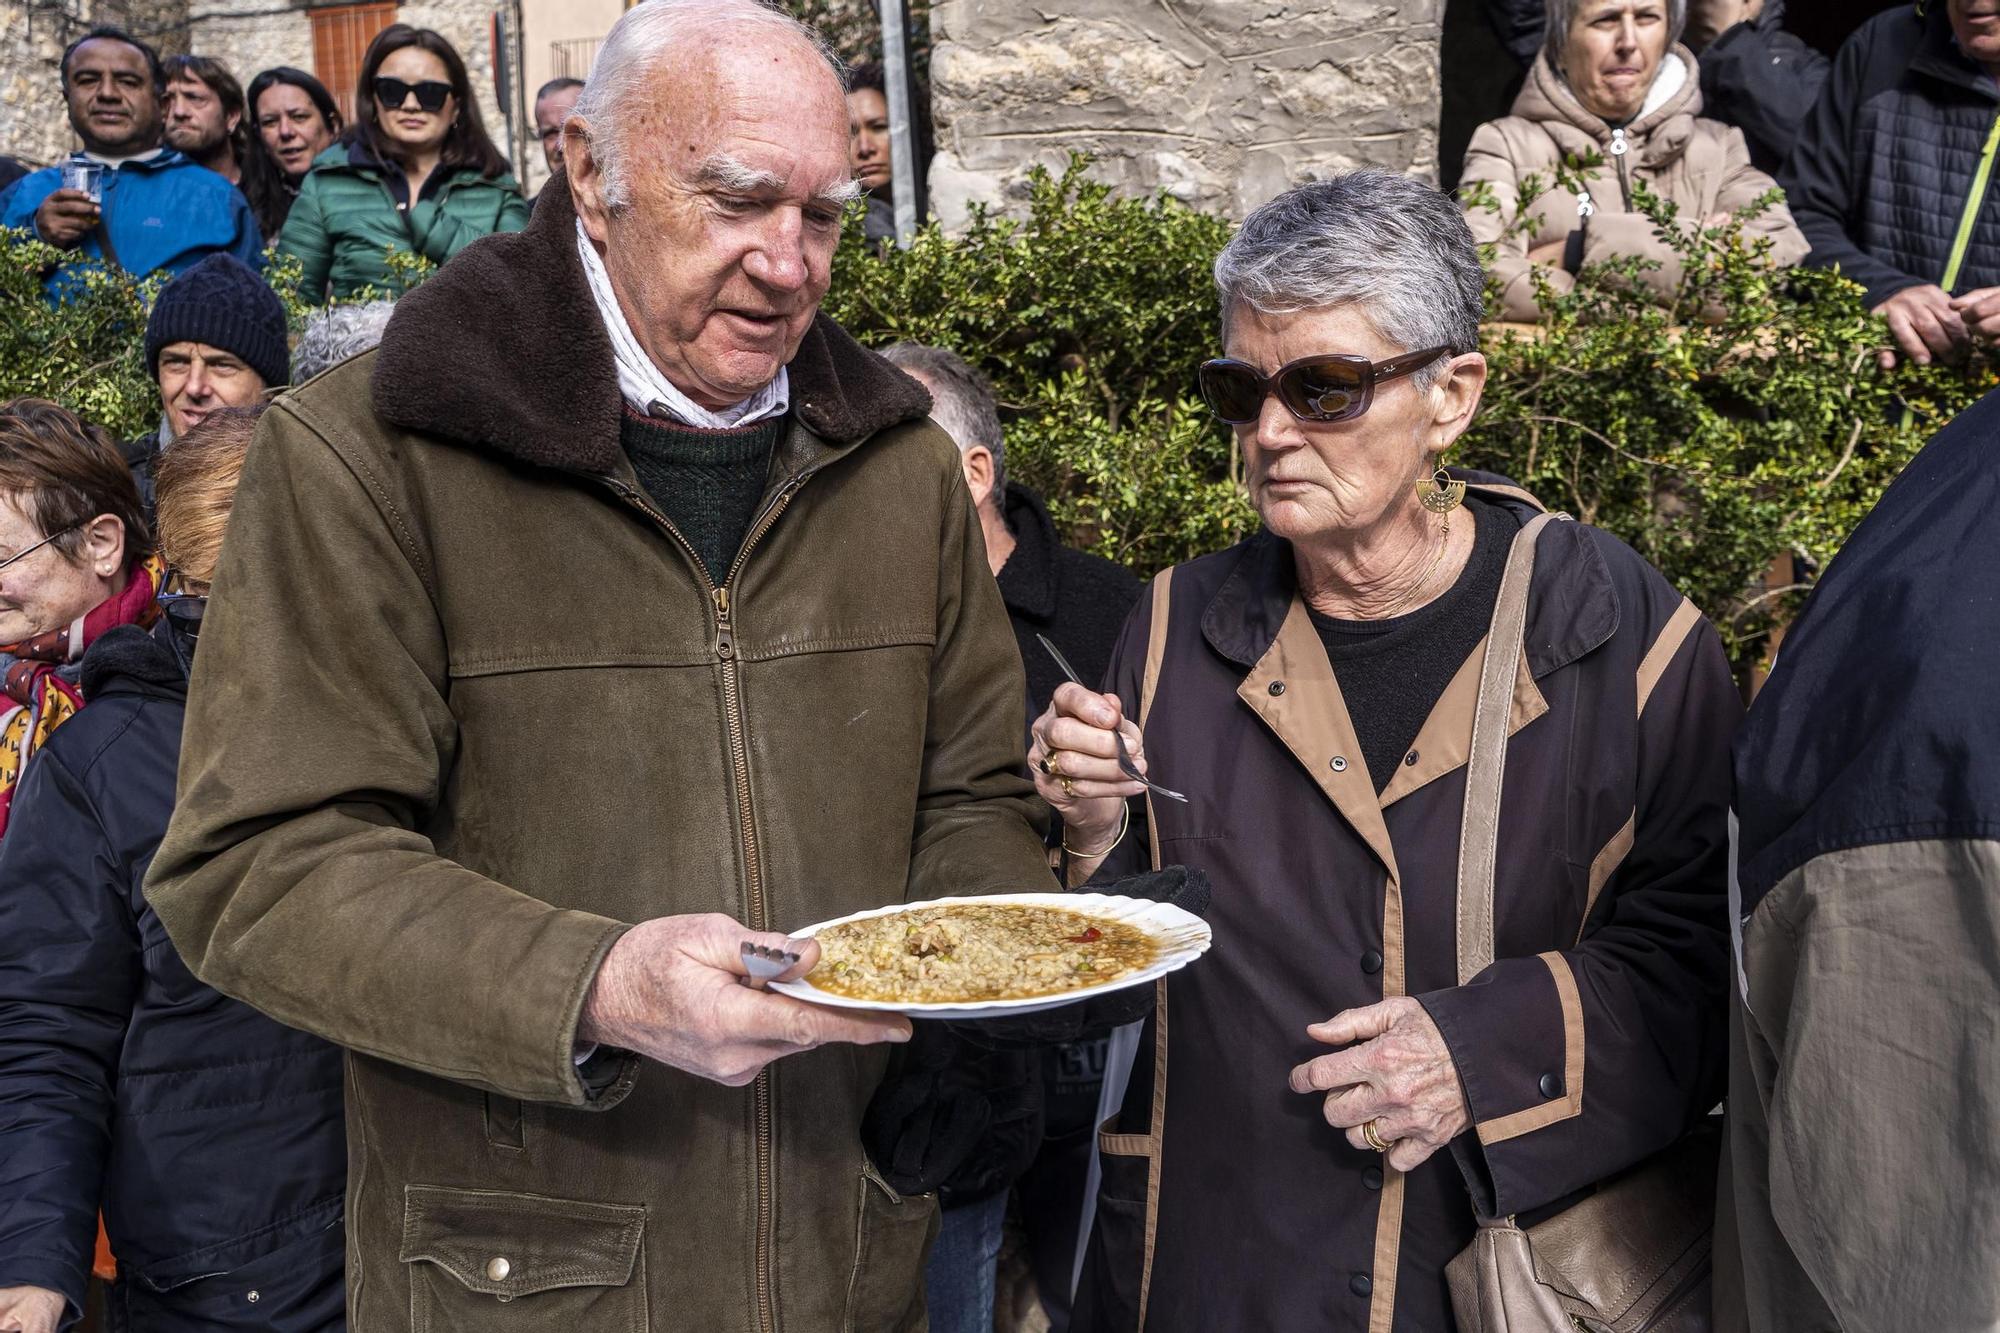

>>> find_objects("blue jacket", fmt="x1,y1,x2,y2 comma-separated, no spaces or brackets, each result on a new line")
0,149,261,300
0,618,345,1330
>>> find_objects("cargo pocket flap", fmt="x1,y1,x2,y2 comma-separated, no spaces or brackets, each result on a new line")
400,1185,645,1298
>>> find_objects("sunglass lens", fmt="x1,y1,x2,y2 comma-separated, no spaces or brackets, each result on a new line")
1198,363,1264,424
1281,360,1366,422
375,78,450,112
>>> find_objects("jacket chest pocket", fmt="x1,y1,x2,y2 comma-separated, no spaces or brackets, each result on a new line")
843,1161,938,1332
400,1185,647,1333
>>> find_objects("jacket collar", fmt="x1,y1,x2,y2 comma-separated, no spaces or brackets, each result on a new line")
995,482,1060,619
80,620,188,700
71,146,183,173
1199,470,1619,681
1910,3,1999,100
1516,46,1704,166
369,170,931,475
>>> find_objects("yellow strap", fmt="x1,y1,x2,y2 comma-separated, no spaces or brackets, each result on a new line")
1942,109,2000,293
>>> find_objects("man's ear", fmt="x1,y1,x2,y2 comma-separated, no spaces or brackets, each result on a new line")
959,445,996,509
566,118,610,244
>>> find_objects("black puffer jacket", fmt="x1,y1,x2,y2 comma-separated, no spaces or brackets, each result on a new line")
1699,0,1828,174
1783,3,2000,306
0,618,346,1331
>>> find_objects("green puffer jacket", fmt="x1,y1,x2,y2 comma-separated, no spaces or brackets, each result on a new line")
278,139,528,300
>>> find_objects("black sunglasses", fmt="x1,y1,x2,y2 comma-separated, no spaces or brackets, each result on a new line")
373,77,452,114
1198,346,1452,425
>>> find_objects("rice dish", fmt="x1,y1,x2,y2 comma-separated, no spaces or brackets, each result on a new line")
810,903,1155,1003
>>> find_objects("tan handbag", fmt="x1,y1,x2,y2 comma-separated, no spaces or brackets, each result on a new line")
1444,514,1716,1333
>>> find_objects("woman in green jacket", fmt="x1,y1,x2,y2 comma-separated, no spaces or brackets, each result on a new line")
280,24,527,300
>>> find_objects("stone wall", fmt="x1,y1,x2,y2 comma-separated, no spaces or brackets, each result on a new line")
928,0,1444,227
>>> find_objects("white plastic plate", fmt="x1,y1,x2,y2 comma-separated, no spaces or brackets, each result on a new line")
767,891,1211,1020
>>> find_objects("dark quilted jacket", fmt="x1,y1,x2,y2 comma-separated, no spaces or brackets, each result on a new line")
1783,3,2000,305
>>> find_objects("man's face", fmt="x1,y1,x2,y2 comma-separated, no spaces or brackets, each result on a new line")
1684,0,1761,50
537,85,583,175
164,74,236,158
1953,0,2000,68
569,41,855,410
65,38,162,156
158,341,266,438
255,82,336,180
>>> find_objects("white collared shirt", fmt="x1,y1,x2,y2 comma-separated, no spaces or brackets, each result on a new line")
575,219,789,429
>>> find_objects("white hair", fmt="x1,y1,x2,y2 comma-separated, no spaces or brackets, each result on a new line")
573,0,845,211
293,300,396,382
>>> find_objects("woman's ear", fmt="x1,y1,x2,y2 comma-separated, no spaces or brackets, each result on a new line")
1431,351,1489,453
80,513,127,581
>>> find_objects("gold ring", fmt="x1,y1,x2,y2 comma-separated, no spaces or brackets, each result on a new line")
1362,1119,1392,1153
1060,775,1076,799
1047,752,1065,778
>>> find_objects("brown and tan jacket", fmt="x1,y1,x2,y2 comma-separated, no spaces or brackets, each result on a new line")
143,175,1054,1331
1461,47,1808,323
1071,479,1740,1332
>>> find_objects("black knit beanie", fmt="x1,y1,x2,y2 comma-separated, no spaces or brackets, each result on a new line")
144,254,290,389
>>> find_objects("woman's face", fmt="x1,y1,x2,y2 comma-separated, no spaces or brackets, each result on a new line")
1225,304,1470,548
0,492,124,645
847,87,892,195
1564,0,1671,123
373,45,456,156
257,82,336,180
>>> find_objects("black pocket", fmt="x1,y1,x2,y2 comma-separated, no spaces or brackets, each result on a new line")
399,1185,646,1333
1074,1126,1153,1333
842,1160,939,1333
120,1222,345,1332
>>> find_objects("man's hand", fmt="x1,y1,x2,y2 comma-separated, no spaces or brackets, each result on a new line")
31,190,100,251
0,1285,65,1333
1873,284,1967,369
578,913,910,1086
1950,285,2000,343
1288,997,1471,1174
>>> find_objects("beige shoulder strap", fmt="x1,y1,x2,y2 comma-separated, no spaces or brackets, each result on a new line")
1456,513,1559,985
1139,568,1174,873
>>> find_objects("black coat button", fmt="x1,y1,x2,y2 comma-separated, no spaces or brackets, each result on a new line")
1360,949,1384,974
1350,1273,1373,1297
1363,1166,1383,1191
1539,1073,1563,1099
1404,750,1419,766
1269,680,1285,696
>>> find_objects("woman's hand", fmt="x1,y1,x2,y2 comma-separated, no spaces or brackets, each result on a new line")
1288,997,1471,1174
1028,682,1148,874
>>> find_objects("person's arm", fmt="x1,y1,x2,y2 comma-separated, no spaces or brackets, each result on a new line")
1708,128,1810,270
1461,120,1572,322
1416,600,1739,1218
1780,25,1923,305
0,750,138,1325
411,179,527,264
276,173,334,301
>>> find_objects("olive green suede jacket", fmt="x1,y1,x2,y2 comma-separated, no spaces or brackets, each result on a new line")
144,174,1054,1332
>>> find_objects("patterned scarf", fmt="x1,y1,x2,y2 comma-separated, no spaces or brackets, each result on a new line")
0,553,167,838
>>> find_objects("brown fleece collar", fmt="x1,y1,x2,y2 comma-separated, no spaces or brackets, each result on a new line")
370,171,931,474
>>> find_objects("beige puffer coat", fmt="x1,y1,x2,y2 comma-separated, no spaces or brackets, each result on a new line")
1461,46,1807,322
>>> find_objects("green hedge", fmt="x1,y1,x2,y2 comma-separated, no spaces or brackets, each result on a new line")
8,159,1991,673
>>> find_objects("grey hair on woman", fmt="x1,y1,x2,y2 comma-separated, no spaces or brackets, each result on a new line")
292,300,397,382
1542,0,1687,70
877,343,1006,492
573,0,843,211
1214,171,1485,386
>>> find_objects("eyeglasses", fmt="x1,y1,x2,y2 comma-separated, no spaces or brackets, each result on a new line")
0,524,81,575
157,593,206,673
373,77,452,114
1197,347,1453,425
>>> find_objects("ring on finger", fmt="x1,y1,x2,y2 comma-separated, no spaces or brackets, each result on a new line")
1046,752,1065,779
1362,1119,1392,1153
1060,775,1076,799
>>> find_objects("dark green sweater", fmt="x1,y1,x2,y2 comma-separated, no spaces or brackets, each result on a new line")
620,409,786,584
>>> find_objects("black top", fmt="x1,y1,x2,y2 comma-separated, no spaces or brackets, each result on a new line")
993,482,1145,723
1307,496,1517,792
621,408,786,583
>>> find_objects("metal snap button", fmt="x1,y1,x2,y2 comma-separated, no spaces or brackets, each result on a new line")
1360,949,1384,975
1539,1073,1563,1100
1268,680,1285,696
1330,756,1348,773
1350,1273,1373,1297
1403,750,1419,766
486,1256,512,1281
246,1291,260,1304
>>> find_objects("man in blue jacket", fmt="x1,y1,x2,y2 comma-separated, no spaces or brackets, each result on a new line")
0,26,260,300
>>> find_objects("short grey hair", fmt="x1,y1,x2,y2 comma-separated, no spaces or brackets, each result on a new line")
1543,0,1687,72
293,300,396,382
574,0,844,211
1214,171,1483,385
879,343,1005,494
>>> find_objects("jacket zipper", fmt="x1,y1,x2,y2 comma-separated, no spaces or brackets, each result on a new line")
1608,126,1632,211
597,469,803,1333
1942,106,2000,292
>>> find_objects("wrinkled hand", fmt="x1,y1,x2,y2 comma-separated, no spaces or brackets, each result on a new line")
0,1285,64,1333
579,913,910,1086
1950,285,2000,343
1872,284,1967,369
1288,997,1471,1174
1028,682,1147,864
32,190,98,250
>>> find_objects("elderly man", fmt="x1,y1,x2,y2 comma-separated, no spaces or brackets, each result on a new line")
145,2,1052,1330
0,27,259,299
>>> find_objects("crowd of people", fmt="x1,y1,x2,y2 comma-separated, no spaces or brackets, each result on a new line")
0,1,1997,1332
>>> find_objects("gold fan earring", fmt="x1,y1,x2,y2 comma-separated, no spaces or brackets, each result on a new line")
1417,464,1467,514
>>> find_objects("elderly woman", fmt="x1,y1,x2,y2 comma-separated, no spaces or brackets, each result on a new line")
1461,0,1807,322
0,407,346,1333
0,399,161,839
1046,174,1738,1331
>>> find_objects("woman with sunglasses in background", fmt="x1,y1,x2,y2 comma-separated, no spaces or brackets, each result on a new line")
1037,174,1739,1332
279,24,526,300
0,405,347,1333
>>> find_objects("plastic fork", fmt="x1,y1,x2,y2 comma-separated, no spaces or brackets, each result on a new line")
1034,633,1189,803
